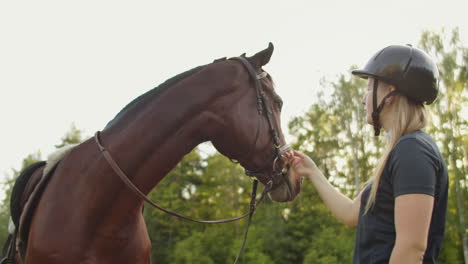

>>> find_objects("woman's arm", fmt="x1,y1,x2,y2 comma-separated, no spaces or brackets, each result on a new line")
308,170,362,227
389,193,434,264
285,151,361,227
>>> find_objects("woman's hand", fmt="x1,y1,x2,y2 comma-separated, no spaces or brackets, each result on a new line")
283,150,319,181
284,150,360,227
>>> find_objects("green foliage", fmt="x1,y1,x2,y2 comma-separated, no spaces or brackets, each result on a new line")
302,224,354,263
144,150,257,263
55,123,84,148
419,27,467,263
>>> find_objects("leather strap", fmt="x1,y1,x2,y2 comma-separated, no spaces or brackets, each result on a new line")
94,131,272,224
371,79,399,136
231,57,288,177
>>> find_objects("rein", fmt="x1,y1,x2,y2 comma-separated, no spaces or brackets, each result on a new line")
94,131,272,224
94,56,287,263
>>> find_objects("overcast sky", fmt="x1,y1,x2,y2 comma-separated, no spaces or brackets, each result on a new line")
1,0,467,181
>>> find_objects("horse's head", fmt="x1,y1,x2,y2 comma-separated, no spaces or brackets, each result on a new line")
209,43,302,202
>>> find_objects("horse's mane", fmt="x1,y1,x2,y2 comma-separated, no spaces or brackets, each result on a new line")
105,64,207,128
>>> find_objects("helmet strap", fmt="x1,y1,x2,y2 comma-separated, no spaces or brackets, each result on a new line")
371,79,399,136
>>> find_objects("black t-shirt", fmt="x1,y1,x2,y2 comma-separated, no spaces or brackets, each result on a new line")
353,130,448,264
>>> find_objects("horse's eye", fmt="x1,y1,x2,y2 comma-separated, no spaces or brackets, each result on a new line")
276,101,283,110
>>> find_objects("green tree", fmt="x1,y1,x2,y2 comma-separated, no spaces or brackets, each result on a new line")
286,89,371,262
419,27,467,264
144,150,206,262
144,150,260,263
54,123,84,148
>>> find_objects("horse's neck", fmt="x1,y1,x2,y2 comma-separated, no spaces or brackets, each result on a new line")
103,82,220,196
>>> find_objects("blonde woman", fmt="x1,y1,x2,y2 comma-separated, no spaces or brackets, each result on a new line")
285,45,448,264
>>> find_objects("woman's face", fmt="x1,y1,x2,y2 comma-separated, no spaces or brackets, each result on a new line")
361,78,374,125
361,77,396,126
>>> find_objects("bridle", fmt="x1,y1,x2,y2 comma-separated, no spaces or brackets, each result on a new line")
229,57,294,204
94,56,292,263
230,57,291,180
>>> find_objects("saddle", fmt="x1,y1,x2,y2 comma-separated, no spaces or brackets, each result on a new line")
1,161,59,263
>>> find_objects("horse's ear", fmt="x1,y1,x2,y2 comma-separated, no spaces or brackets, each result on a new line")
240,53,246,57
213,57,227,63
248,42,274,68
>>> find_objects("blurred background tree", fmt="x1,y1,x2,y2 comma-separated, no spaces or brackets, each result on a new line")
419,28,467,263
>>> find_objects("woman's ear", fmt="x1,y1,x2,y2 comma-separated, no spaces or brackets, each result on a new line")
387,85,398,105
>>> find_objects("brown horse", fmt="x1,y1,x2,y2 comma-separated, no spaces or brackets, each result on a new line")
6,43,301,264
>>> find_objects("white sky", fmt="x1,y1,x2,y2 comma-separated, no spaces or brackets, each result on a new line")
1,0,467,181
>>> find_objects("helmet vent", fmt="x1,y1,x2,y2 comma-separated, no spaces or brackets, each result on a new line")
402,45,414,79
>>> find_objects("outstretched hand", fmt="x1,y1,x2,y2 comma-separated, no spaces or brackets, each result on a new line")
282,150,319,181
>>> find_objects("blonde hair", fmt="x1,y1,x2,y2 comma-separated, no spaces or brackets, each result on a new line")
364,82,430,213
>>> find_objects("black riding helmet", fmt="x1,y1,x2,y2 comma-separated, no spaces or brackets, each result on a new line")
352,44,439,136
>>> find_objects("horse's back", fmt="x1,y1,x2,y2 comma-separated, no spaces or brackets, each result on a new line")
24,139,152,263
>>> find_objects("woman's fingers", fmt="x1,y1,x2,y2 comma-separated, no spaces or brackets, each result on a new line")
282,151,294,162
282,150,309,168
283,150,305,162
293,157,304,165
293,150,307,158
